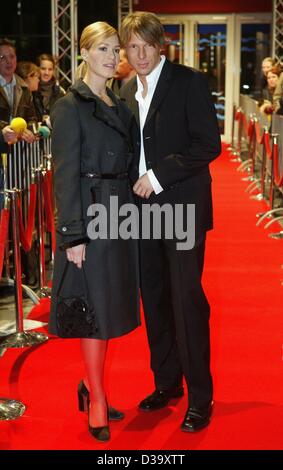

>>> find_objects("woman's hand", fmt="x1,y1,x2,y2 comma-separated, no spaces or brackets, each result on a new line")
66,243,86,269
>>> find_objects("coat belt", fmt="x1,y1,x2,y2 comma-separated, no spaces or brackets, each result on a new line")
80,172,128,180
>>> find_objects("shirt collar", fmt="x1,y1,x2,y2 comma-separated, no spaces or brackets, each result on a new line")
136,55,166,95
0,73,16,88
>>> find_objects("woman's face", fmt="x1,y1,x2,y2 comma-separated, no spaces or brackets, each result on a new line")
262,60,273,77
39,59,55,82
82,34,120,80
267,71,279,89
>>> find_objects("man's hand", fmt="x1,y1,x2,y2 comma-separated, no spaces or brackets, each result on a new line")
133,173,154,199
66,244,86,269
2,125,17,144
21,128,36,143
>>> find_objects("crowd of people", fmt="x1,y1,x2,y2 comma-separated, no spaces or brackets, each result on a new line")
258,56,283,116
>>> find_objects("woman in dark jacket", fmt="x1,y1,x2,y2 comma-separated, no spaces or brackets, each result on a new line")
49,22,140,442
36,53,65,122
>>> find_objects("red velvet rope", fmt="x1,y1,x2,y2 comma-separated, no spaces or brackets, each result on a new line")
241,113,249,136
18,183,37,252
42,173,56,254
254,121,263,145
273,143,283,187
0,208,10,278
235,110,242,121
247,119,254,138
235,109,250,137
263,132,272,160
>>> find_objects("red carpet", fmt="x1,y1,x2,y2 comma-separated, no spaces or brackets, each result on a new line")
1,145,283,450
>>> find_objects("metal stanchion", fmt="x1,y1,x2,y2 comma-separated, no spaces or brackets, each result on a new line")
268,134,278,210
256,135,283,229
1,146,40,305
0,189,48,349
34,167,51,298
230,107,243,162
242,116,256,182
227,104,236,152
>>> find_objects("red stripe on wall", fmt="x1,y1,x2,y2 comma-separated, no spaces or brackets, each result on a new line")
133,0,272,14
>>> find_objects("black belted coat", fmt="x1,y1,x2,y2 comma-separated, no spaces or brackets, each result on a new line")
49,79,140,339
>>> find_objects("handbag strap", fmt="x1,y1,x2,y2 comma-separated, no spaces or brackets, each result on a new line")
57,261,91,303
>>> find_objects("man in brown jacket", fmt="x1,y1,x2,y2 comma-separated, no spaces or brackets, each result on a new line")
0,39,36,140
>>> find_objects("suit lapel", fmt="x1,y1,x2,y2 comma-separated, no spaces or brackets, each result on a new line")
145,60,173,126
13,81,23,118
0,87,8,105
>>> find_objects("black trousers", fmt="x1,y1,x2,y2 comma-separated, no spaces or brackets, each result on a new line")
139,234,213,409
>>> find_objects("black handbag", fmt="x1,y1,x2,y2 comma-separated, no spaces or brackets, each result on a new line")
56,262,97,338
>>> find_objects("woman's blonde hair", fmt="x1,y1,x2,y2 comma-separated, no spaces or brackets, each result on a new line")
80,21,118,52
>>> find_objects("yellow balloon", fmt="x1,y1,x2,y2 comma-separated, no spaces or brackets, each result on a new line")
10,117,27,133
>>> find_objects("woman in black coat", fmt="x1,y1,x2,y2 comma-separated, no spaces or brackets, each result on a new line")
49,22,140,442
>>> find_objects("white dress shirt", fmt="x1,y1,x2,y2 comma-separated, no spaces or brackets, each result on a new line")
135,55,166,195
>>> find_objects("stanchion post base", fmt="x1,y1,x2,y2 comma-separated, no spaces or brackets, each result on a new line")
39,287,52,299
250,193,264,200
0,331,48,348
269,231,283,239
0,398,25,420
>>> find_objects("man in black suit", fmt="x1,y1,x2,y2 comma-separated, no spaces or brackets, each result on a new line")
120,12,221,432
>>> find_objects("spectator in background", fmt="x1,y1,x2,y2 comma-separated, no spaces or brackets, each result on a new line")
108,49,136,96
0,41,37,286
259,65,281,115
16,61,43,121
0,39,36,141
260,57,277,90
272,67,283,114
36,53,65,122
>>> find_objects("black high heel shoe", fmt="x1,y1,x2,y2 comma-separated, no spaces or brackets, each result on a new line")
78,380,125,421
88,401,110,442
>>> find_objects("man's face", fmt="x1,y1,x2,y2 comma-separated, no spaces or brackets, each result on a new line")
125,33,161,77
0,45,17,81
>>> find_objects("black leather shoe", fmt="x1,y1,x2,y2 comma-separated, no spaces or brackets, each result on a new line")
181,404,212,432
138,386,184,411
77,381,125,421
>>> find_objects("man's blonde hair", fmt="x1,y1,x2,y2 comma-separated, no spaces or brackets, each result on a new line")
120,12,164,48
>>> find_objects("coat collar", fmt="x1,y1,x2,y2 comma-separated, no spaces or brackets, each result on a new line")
0,73,28,112
70,79,129,139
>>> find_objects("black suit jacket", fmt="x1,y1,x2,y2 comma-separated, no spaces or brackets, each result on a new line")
120,59,221,238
